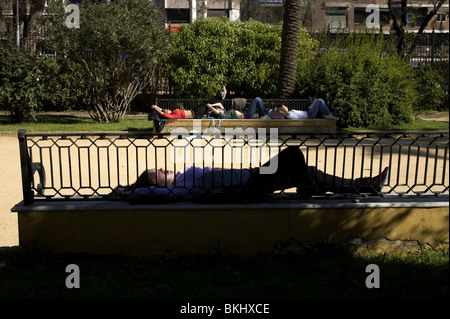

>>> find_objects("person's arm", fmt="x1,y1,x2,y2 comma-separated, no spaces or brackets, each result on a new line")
151,105,178,119
210,102,225,110
151,105,165,116
279,105,290,116
206,103,224,115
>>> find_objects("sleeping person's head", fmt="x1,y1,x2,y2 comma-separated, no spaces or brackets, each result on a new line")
146,168,175,187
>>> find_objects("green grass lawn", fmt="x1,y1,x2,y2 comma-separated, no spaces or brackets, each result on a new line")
347,118,449,131
345,112,449,131
0,113,153,133
0,245,448,300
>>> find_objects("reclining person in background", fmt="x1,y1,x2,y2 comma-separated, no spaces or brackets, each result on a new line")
150,104,195,119
149,85,227,131
269,98,337,120
192,85,228,119
206,97,270,120
107,147,389,202
150,100,226,120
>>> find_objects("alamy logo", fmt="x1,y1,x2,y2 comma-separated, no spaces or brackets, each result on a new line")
65,4,80,29
169,122,279,175
365,264,380,288
65,264,80,288
366,5,381,29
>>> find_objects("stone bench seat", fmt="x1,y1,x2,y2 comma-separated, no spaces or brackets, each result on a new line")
12,130,448,258
11,198,449,257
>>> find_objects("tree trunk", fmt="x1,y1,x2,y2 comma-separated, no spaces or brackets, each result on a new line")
278,0,303,98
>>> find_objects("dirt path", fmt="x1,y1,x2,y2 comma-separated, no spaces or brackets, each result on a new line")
416,111,449,123
0,136,22,247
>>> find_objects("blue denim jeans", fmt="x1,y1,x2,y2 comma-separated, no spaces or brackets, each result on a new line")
244,97,269,119
306,98,331,119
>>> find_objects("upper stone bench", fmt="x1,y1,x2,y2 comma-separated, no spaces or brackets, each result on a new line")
153,98,337,134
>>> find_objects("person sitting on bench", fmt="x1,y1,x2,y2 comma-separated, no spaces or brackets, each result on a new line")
269,98,337,120
108,147,389,202
206,97,270,120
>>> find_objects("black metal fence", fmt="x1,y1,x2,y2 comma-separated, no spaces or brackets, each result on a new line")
314,31,449,67
18,129,449,205
407,31,449,68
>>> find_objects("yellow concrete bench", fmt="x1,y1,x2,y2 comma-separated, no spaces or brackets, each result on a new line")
153,119,337,134
11,198,449,258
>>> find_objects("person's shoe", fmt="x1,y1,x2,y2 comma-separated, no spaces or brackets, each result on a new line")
152,118,164,133
260,115,271,120
220,85,227,100
322,114,337,120
355,167,389,193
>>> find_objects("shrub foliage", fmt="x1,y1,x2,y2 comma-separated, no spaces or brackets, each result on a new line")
165,17,318,99
297,34,418,128
2,10,445,128
40,0,170,123
0,38,44,123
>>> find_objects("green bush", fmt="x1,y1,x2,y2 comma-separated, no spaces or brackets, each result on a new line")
41,0,170,123
0,39,44,123
0,38,88,121
413,64,447,112
165,17,318,99
38,58,88,112
297,34,418,128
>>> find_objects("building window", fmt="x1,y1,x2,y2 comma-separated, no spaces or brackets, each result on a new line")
45,0,56,7
436,12,447,23
207,10,228,18
406,8,428,27
166,9,190,24
0,16,13,36
354,9,365,25
326,11,347,29
354,7,389,27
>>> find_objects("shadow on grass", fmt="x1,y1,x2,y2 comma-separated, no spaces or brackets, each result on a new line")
0,114,153,133
0,245,448,300
0,114,93,125
35,115,93,125
123,126,154,132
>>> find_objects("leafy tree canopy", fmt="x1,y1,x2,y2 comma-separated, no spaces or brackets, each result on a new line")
165,17,318,99
40,0,171,122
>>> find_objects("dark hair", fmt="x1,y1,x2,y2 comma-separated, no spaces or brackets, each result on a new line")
135,170,154,187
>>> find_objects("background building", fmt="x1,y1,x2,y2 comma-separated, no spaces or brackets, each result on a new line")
155,0,241,31
2,0,448,35
1,0,448,66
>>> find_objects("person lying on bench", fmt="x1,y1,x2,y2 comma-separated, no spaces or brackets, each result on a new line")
151,104,196,119
152,101,228,119
107,147,389,202
149,86,227,132
206,97,270,120
269,98,337,120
